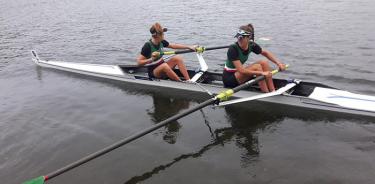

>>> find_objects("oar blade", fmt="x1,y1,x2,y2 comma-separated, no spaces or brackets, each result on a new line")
23,176,45,184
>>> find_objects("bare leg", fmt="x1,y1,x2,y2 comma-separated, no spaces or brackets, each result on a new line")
167,55,191,80
153,63,181,81
235,63,269,92
257,60,275,91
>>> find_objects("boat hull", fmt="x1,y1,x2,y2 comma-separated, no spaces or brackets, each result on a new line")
33,58,375,121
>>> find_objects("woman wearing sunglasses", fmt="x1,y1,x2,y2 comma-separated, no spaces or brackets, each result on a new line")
222,24,286,92
137,23,197,81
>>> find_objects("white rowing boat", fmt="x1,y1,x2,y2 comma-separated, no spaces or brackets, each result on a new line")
31,51,375,120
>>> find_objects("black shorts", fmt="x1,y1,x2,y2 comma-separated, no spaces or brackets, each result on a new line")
222,70,239,88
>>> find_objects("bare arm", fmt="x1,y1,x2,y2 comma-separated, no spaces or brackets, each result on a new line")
233,60,265,76
137,54,153,66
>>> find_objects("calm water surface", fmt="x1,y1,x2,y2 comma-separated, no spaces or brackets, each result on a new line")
1,0,375,183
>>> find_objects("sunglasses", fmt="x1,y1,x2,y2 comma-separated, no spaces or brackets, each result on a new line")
237,29,251,36
151,28,168,36
238,35,250,40
235,29,252,39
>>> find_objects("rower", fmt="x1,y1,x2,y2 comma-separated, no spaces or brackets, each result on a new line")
222,23,286,92
136,22,197,81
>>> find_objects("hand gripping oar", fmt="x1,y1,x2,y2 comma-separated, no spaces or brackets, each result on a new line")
23,66,288,184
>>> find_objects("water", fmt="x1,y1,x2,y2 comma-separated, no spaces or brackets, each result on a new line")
1,0,375,183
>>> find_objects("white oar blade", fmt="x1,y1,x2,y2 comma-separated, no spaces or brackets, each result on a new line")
190,53,208,82
309,87,375,112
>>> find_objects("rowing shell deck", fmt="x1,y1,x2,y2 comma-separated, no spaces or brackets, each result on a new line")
31,51,375,120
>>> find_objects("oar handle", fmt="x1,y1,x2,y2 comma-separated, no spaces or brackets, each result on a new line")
161,45,230,55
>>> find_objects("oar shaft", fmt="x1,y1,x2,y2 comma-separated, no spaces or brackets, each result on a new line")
204,45,231,51
45,98,216,180
164,45,230,55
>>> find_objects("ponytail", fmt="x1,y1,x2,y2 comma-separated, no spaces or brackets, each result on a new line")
239,23,255,40
247,24,254,40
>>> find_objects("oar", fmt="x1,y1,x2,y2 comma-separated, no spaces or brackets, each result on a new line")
158,45,231,56
218,79,298,106
23,66,287,184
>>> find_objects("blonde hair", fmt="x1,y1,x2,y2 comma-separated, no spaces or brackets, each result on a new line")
150,22,164,37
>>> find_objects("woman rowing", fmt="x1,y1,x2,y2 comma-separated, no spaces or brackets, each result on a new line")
223,24,286,92
137,23,196,81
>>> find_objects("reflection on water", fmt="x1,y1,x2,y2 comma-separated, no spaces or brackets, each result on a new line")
225,99,375,123
123,106,287,183
123,133,220,184
121,101,374,183
147,94,190,144
35,65,43,80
